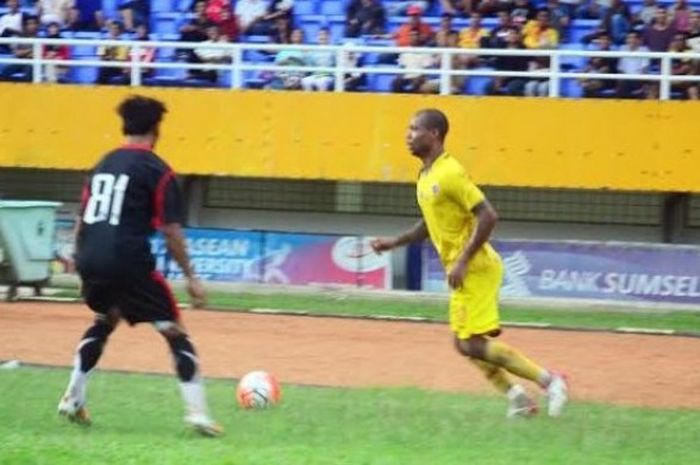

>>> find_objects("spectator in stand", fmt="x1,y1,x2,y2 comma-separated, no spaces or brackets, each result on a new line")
0,0,26,40
96,21,129,85
192,23,230,83
178,0,209,61
391,30,436,93
422,29,464,94
522,9,558,97
269,27,308,89
375,3,433,63
235,0,270,36
617,31,651,98
486,28,529,95
579,32,618,98
264,0,294,31
270,15,291,43
669,0,691,33
345,0,386,37
603,0,632,45
644,7,676,52
458,12,489,68
340,42,366,91
128,23,155,82
43,21,70,83
395,5,434,45
635,0,658,27
68,0,104,31
668,33,698,99
511,0,536,28
38,0,75,27
489,9,514,48
387,1,431,16
576,0,604,20
687,11,700,52
522,9,559,49
476,0,507,17
546,0,570,40
215,6,239,41
118,0,149,31
0,15,38,82
440,0,469,17
302,28,335,91
205,0,230,23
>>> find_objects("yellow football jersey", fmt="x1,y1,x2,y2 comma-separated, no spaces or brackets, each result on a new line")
416,152,501,272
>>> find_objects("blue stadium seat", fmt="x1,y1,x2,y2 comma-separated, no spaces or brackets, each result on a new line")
561,78,583,98
71,61,98,84
295,0,316,15
154,16,179,35
71,44,97,57
464,75,492,96
320,1,343,16
367,71,398,92
152,0,173,13
102,0,118,16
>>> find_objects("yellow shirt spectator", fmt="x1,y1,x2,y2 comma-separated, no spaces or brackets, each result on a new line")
522,19,559,49
459,27,490,48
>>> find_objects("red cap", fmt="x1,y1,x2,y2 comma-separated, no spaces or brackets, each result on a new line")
407,5,422,15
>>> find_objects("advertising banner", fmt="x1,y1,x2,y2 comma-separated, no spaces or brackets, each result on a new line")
422,240,700,305
53,223,391,289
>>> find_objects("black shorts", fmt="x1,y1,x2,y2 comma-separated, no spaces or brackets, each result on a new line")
81,271,180,325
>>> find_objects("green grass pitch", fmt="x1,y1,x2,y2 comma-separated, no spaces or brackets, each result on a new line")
1,367,699,465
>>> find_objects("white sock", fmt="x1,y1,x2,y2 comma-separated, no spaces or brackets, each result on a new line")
507,384,526,401
179,378,210,418
64,342,93,403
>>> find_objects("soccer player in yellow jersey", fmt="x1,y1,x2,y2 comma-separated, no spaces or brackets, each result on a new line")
371,109,569,417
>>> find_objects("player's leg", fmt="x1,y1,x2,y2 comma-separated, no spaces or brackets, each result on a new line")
120,271,222,436
454,337,539,418
154,321,222,437
452,268,568,417
58,279,120,425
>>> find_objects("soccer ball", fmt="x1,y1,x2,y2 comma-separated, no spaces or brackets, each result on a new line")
236,371,281,409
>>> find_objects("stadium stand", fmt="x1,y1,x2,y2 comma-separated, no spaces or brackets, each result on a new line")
0,0,699,97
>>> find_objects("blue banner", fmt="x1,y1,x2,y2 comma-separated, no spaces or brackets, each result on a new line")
422,240,700,305
151,229,264,282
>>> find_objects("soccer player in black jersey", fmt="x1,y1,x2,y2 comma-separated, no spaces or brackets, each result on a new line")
57,95,222,437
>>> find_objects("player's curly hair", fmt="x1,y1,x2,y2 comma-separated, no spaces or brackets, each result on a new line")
117,95,167,136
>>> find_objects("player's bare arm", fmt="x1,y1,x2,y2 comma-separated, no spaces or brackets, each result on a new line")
371,219,428,253
161,223,206,308
447,200,499,289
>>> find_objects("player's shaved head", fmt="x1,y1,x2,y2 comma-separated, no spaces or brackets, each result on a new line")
118,95,167,136
415,109,449,142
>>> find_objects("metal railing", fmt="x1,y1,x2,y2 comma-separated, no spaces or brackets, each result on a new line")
1,37,700,99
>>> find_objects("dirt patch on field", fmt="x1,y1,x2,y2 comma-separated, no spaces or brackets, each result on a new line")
1,302,699,409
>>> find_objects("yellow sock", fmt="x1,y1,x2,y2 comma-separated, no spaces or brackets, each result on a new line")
484,340,548,386
469,358,512,394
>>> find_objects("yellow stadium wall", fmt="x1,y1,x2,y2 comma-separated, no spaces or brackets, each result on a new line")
1,83,699,192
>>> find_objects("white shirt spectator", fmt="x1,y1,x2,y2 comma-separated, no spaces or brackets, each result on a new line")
618,45,650,74
38,0,75,26
235,0,270,30
195,39,230,62
398,51,434,79
0,10,23,35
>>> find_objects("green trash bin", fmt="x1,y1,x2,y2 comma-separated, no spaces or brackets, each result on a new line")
0,200,62,301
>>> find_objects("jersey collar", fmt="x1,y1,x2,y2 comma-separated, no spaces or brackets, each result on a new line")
120,143,153,151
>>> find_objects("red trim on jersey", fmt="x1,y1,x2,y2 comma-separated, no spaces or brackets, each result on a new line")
151,170,175,229
120,143,153,151
151,270,181,321
79,181,90,215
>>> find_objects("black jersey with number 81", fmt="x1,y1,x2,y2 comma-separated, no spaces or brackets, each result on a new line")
76,145,184,278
